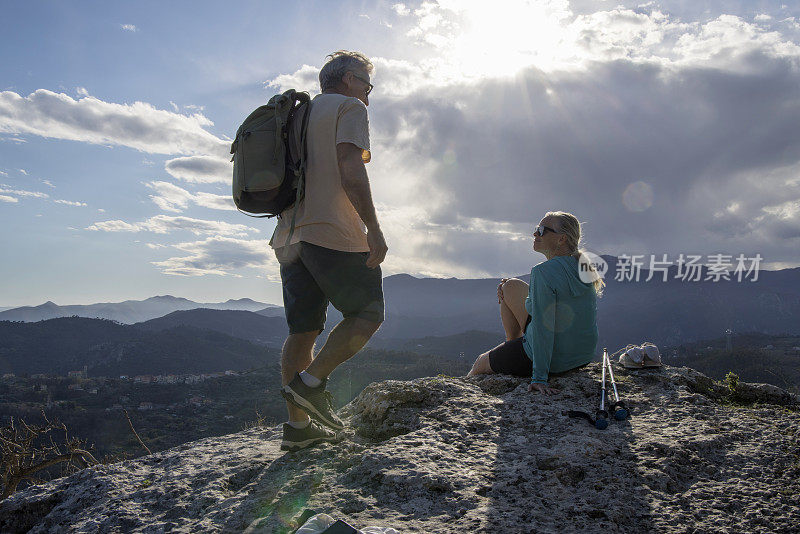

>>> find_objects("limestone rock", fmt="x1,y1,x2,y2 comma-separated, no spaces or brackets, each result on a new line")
1,364,798,533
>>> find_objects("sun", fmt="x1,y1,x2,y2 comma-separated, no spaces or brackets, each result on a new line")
431,0,580,79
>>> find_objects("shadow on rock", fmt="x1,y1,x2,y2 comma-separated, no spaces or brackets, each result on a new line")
479,365,656,532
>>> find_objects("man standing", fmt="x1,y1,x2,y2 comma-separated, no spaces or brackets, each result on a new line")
270,51,387,451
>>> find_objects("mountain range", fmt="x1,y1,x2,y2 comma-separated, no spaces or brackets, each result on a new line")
0,295,282,324
3,255,800,354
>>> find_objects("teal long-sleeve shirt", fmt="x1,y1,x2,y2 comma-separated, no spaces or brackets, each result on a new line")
522,255,599,384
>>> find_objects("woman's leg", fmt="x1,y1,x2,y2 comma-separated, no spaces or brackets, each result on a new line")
468,351,492,376
499,278,530,341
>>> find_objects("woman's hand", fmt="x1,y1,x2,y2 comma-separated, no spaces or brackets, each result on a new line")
497,278,509,303
528,382,560,395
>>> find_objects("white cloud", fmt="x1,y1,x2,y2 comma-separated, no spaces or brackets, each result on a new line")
325,3,800,97
41,179,55,188
18,169,28,175
86,220,140,232
145,181,195,212
150,236,277,277
0,195,18,203
87,214,253,236
375,204,530,278
393,3,410,16
76,87,89,97
265,64,320,95
164,155,230,184
0,90,228,157
145,180,235,212
120,24,138,32
673,14,800,69
0,171,7,176
54,199,88,207
755,14,772,22
194,191,235,211
0,187,48,199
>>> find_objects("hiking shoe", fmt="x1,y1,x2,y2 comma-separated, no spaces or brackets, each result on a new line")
640,342,662,367
281,373,344,430
280,421,338,452
620,343,662,368
619,345,644,368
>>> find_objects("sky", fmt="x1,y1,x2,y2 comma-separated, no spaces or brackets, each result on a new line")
1,0,800,307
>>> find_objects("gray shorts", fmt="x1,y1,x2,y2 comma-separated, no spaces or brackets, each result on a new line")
276,241,384,334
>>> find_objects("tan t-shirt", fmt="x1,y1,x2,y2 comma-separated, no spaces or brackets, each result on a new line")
270,93,371,252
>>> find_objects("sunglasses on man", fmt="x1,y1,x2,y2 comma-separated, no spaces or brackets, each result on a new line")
352,74,374,96
533,225,558,237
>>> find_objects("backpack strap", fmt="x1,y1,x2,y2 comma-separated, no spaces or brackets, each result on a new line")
272,95,287,165
283,97,312,247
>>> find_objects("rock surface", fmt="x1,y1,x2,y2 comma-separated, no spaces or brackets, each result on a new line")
1,364,798,533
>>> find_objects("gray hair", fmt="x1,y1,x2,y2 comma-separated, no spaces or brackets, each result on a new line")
547,211,606,297
319,50,374,92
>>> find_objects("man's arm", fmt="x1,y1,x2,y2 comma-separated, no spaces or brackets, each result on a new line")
337,142,387,268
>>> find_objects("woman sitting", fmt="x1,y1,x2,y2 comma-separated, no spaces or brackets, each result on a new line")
468,211,604,395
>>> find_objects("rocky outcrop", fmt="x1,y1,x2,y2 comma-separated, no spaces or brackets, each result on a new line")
1,364,798,533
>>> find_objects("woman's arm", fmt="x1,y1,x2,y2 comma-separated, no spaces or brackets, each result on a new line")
528,266,556,384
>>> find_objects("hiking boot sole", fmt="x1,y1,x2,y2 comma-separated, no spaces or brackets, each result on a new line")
280,435,339,452
281,386,345,430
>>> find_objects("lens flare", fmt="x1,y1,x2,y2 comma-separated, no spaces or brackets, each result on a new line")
622,181,654,212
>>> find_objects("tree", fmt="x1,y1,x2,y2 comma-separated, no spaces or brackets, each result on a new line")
0,411,97,500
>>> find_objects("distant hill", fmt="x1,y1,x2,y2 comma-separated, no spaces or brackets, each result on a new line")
0,317,277,377
4,256,800,353
665,332,800,391
0,296,280,324
134,308,288,347
369,330,503,360
373,257,800,352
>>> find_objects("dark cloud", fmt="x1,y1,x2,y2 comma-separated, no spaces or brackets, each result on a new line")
369,51,800,270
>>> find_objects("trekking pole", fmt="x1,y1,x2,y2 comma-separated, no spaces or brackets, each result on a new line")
565,350,610,429
604,348,629,421
595,349,609,429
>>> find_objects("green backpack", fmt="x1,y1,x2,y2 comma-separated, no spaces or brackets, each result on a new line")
230,89,312,220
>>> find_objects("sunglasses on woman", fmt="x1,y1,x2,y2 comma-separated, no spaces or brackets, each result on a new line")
533,225,558,237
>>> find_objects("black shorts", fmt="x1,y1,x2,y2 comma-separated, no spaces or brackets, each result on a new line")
487,314,533,376
487,337,532,377
487,313,589,378
276,241,384,334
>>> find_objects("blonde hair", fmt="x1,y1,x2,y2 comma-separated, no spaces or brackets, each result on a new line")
546,211,605,297
319,50,374,92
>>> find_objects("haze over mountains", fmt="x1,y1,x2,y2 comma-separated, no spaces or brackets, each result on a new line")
3,255,799,354
0,296,282,324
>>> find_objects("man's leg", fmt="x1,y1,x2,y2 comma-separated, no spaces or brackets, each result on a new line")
281,331,318,423
299,242,385,382
279,330,339,451
275,242,335,431
305,317,381,380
